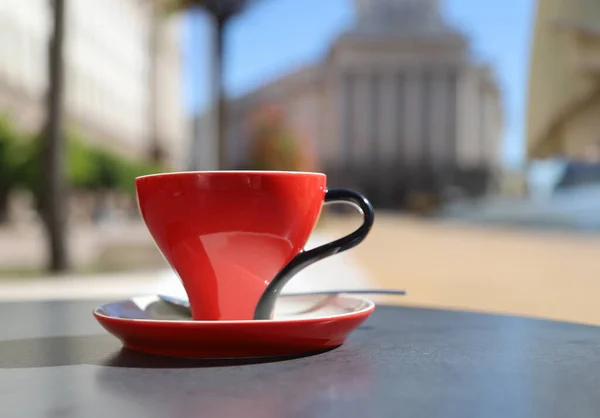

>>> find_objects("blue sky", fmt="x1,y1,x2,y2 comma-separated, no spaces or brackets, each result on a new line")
183,0,536,168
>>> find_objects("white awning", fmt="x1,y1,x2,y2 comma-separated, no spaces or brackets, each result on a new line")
526,0,600,160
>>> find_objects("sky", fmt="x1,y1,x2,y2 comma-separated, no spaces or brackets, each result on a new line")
182,0,536,169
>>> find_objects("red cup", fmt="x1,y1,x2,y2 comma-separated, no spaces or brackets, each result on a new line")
135,171,374,320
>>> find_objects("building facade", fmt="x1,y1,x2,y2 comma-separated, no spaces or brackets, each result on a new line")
227,0,503,209
0,0,188,169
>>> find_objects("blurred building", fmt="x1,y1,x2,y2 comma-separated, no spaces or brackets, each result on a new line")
227,0,503,209
191,110,220,171
0,0,188,168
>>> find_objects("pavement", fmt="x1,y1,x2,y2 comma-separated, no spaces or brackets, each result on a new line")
0,220,165,272
322,213,600,326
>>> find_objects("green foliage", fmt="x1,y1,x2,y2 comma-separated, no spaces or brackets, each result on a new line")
79,145,162,195
65,132,163,195
0,116,34,193
67,134,99,189
65,136,163,195
0,116,163,199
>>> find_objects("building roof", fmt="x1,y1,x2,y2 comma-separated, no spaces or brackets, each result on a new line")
351,0,459,38
231,65,323,111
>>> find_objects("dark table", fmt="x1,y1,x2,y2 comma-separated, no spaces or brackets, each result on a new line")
1,300,600,418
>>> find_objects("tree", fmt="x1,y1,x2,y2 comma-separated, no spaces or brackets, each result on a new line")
40,0,68,272
148,2,166,164
154,0,255,170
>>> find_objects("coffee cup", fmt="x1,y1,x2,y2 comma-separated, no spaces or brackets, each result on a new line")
135,171,374,320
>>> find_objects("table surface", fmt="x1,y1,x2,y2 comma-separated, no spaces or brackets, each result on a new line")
1,300,600,418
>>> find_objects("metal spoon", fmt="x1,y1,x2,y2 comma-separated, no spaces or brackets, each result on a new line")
158,289,406,318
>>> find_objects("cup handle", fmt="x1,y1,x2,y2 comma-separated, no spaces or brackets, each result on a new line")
254,188,375,320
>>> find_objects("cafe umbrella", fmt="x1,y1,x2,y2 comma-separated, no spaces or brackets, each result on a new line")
526,0,600,161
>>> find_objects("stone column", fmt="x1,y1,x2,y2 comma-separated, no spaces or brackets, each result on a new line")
456,66,478,170
477,78,486,168
370,73,381,167
352,72,371,167
404,70,422,167
429,70,448,166
322,64,342,171
420,71,432,166
481,85,499,169
379,72,397,165
339,72,354,170
446,69,458,171
395,71,407,167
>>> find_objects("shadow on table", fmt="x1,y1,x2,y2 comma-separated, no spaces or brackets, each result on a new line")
96,346,377,418
0,334,334,369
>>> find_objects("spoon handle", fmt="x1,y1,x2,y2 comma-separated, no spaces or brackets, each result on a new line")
290,289,406,296
158,289,406,313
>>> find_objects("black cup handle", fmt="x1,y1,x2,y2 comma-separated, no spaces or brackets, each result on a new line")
253,188,375,320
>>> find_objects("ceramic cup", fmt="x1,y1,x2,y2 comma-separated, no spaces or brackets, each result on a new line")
135,171,374,320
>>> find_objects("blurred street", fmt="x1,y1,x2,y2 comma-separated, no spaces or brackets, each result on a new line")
4,212,600,327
